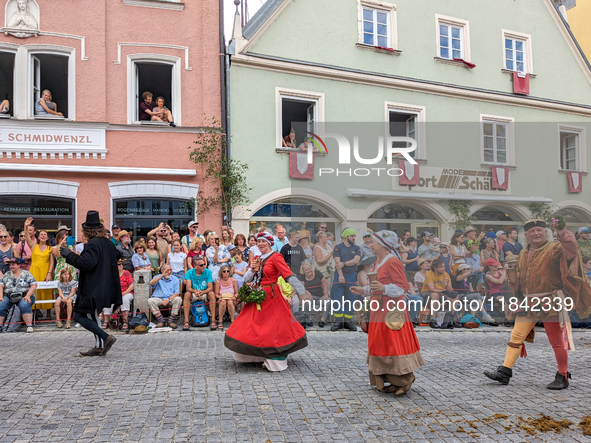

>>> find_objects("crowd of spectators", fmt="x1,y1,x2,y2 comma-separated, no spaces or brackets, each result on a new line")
2,218,591,333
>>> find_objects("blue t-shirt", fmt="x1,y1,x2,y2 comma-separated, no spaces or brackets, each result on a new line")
501,241,523,262
184,268,213,292
333,242,361,274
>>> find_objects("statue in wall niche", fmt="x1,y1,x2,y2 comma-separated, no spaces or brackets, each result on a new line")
5,0,39,38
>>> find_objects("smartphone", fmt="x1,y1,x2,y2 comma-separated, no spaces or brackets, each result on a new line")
67,236,75,246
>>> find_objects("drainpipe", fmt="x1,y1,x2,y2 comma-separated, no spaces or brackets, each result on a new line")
219,0,229,225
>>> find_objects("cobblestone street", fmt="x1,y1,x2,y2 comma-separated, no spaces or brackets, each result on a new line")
1,327,591,442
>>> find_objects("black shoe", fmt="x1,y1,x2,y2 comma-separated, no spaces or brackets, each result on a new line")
169,122,176,127
330,322,344,332
307,319,313,327
343,321,357,331
318,321,325,328
80,347,103,357
484,365,512,385
299,322,307,330
503,321,513,327
429,318,439,329
486,321,499,327
547,372,571,390
100,335,117,356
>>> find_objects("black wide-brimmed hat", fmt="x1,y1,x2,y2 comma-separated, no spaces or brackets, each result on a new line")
82,210,103,229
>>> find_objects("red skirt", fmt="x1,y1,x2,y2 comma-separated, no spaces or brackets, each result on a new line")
367,295,424,375
224,284,308,358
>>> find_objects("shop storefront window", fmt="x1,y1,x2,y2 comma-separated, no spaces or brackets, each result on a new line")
250,199,340,242
0,196,74,234
471,206,522,234
556,208,591,233
114,198,193,241
368,203,439,238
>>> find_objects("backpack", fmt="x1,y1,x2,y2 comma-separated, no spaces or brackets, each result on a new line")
128,309,149,329
1,304,22,333
189,302,209,327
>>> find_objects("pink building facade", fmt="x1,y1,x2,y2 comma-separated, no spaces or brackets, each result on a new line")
0,0,222,238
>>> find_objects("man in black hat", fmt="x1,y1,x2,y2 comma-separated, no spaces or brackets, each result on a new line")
60,211,122,356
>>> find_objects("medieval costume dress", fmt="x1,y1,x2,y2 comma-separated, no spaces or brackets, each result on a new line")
224,233,307,372
485,218,591,389
365,231,425,394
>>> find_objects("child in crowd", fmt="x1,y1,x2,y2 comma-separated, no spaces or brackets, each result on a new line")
435,243,451,275
484,258,507,320
55,268,77,329
215,264,238,331
231,248,248,288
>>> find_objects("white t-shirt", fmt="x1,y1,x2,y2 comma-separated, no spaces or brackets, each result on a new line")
249,245,261,258
414,272,426,290
168,252,187,273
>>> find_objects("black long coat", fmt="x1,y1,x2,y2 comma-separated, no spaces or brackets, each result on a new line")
64,237,123,314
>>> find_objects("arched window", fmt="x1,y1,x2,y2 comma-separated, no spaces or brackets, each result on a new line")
251,199,340,241
368,203,439,238
556,208,591,235
471,205,522,235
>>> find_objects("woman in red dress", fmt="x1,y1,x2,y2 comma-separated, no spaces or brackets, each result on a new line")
224,232,307,371
352,230,424,394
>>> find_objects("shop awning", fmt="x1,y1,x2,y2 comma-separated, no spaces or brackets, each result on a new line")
347,188,552,203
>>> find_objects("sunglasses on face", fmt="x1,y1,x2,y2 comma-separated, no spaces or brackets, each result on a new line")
195,264,205,267
0,236,7,239
221,270,230,273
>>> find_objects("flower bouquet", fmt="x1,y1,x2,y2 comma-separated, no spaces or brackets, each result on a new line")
237,284,266,311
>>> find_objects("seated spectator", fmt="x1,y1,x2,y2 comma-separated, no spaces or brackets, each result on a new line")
206,233,230,281
233,234,250,263
150,96,175,127
420,258,460,326
0,258,37,333
215,264,238,331
183,256,215,331
55,268,77,329
300,262,329,328
99,259,134,330
132,240,152,271
186,236,205,271
221,229,235,251
1,99,9,115
231,248,248,287
413,258,430,291
452,264,497,325
484,258,508,319
34,89,63,116
0,229,14,277
247,234,260,265
149,264,182,328
12,230,32,271
116,230,134,273
139,91,157,121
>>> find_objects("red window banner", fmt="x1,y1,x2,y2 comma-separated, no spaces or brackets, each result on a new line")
290,152,314,180
568,171,582,193
491,166,509,190
513,72,529,95
398,160,420,186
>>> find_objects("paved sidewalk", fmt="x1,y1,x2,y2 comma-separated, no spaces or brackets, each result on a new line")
1,327,591,442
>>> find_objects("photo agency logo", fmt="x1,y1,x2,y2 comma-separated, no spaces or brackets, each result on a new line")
305,131,417,177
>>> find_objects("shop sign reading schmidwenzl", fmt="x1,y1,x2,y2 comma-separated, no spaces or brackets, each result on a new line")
393,166,511,194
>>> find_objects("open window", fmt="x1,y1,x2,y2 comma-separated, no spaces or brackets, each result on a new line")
128,55,180,125
31,53,69,119
385,102,426,160
558,125,586,172
281,97,316,147
135,62,172,122
0,51,15,118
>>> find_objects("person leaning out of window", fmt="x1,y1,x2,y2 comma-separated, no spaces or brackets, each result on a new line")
35,89,63,117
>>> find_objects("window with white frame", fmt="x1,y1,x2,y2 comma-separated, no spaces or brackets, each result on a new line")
435,15,470,62
362,8,390,47
502,30,532,74
481,114,514,166
557,125,586,172
128,55,181,125
358,1,397,50
386,102,426,160
31,53,69,119
439,24,462,60
276,88,325,150
560,131,579,171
